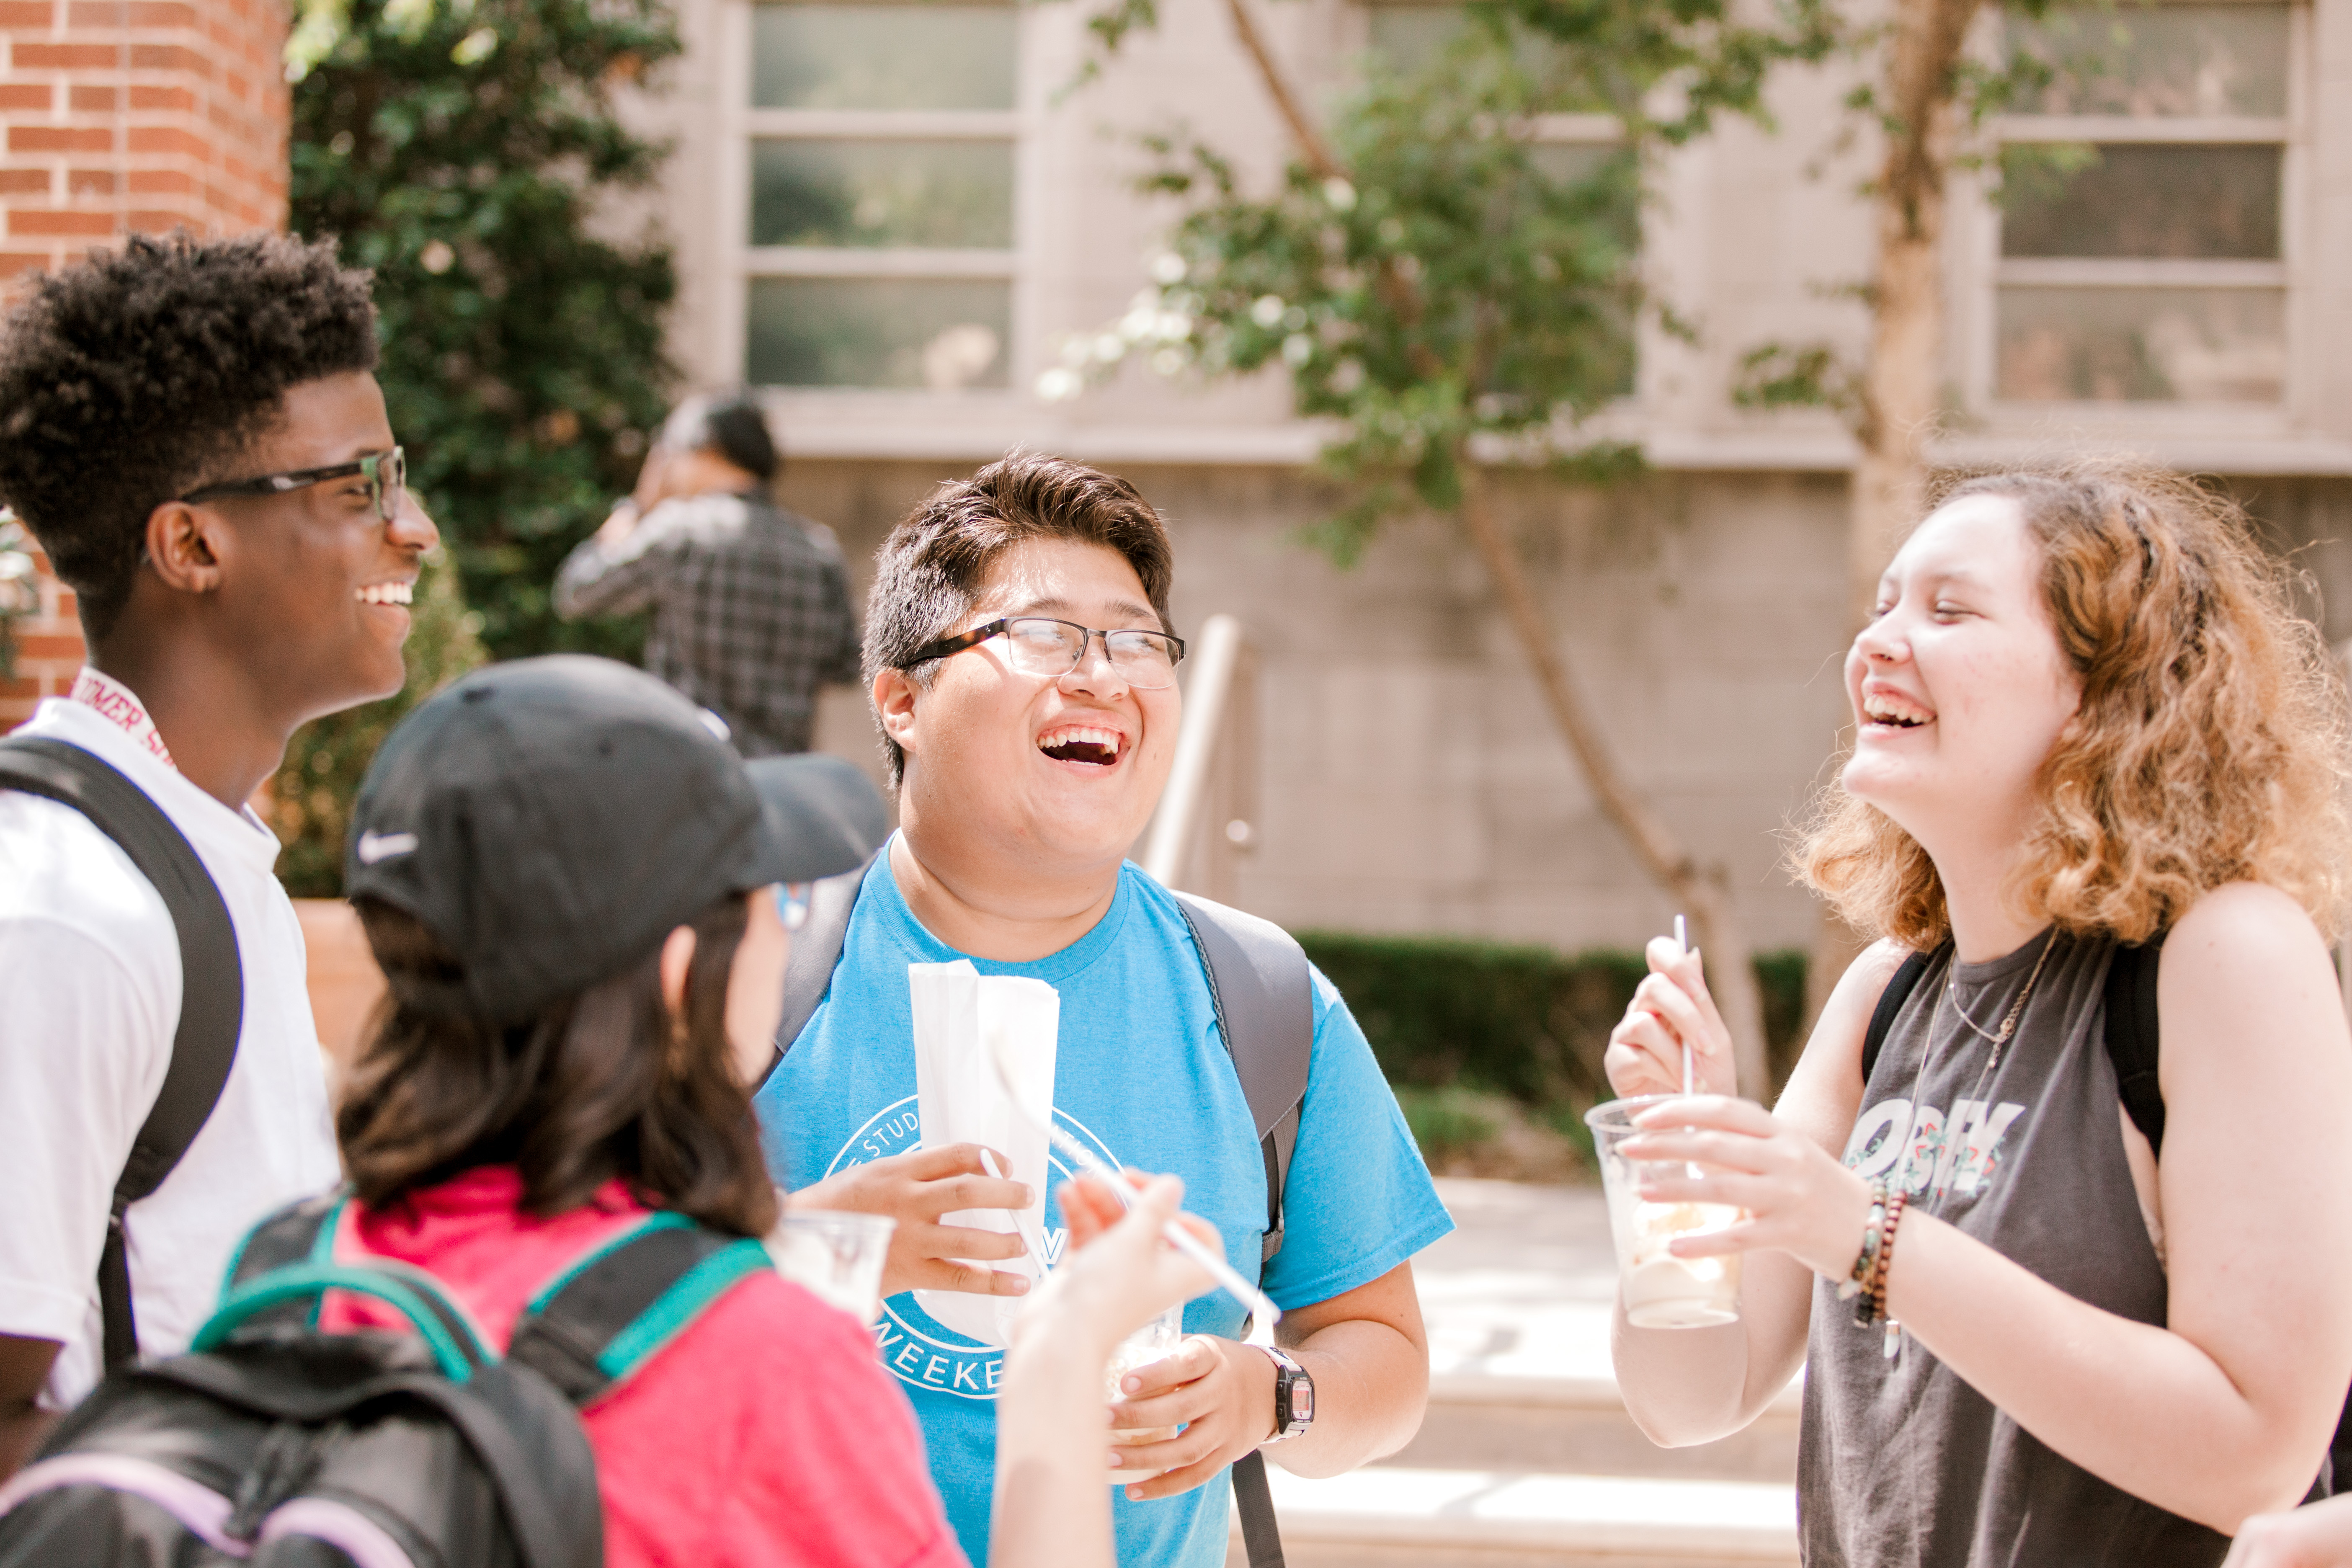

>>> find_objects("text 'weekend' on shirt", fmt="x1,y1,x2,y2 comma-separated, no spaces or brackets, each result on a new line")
756,848,1454,1568
0,696,340,1411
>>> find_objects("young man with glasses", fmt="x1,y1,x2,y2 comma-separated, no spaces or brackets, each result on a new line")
761,451,1452,1568
0,233,437,1474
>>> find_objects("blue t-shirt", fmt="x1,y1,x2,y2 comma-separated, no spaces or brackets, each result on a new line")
755,851,1454,1568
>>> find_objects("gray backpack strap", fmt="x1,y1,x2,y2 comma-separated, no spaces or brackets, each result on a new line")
761,852,875,1086
1168,892,1313,1267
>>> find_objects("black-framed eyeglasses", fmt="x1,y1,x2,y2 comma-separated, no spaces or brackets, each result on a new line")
180,446,407,524
903,616,1186,689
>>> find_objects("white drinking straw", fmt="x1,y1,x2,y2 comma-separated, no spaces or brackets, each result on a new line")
982,1024,1282,1336
1673,915,1693,1096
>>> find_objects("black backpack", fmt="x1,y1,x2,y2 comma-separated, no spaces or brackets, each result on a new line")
767,855,1313,1568
0,1191,773,1568
1863,934,2347,1497
0,735,244,1371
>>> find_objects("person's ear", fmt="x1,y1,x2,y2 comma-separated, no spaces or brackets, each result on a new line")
142,502,228,596
659,924,697,1019
872,667,919,755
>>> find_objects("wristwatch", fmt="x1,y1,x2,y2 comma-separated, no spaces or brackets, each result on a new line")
1259,1345,1315,1444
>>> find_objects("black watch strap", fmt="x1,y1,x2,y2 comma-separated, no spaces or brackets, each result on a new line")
1261,1344,1314,1444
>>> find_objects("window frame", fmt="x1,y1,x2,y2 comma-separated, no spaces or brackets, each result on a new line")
1959,0,2309,425
718,0,1030,398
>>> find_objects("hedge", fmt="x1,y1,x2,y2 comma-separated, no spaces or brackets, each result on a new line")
1295,932,1811,1110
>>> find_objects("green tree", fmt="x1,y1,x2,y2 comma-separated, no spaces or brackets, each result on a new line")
288,0,683,663
1066,0,1833,1094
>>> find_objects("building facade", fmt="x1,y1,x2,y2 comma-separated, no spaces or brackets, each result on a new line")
631,0,2352,953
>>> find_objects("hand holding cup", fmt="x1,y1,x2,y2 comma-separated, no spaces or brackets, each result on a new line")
1605,934,1737,1101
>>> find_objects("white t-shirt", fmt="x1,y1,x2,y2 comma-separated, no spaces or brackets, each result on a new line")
0,698,340,1410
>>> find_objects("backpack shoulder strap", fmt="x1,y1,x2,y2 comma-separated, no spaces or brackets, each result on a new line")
506,1213,773,1407
0,734,244,1369
1168,891,1314,1268
761,852,875,1087
2105,934,2167,1156
1860,947,1937,1086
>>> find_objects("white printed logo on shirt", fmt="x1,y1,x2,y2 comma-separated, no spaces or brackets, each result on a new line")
1844,1095,2028,1199
823,1095,1125,1402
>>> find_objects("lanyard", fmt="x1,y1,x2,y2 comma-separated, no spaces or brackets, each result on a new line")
67,667,177,772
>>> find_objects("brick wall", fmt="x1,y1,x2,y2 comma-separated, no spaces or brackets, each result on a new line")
0,0,290,725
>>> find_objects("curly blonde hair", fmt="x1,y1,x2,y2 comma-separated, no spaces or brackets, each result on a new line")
1797,462,2352,947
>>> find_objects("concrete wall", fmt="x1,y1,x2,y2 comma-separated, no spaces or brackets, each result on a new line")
784,456,2352,953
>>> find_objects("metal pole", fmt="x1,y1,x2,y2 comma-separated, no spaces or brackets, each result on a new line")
1143,613,1246,888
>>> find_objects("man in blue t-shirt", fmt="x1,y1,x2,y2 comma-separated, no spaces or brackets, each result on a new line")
758,452,1454,1568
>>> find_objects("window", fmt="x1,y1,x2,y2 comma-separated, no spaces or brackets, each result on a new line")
741,3,1018,390
1362,5,1640,397
1990,3,2295,406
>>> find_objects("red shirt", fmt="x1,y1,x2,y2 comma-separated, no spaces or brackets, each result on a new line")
317,1167,967,1568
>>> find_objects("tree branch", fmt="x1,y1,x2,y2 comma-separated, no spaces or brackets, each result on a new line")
1222,0,1343,181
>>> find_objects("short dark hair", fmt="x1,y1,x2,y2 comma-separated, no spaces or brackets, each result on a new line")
863,451,1177,786
0,231,379,640
337,892,779,1238
665,388,778,482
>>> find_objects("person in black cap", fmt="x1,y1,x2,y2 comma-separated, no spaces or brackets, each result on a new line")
319,654,1216,1568
552,390,861,758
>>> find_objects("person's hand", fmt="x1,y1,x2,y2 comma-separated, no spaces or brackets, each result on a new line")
1604,937,1738,1099
628,443,672,513
2225,1496,2352,1566
791,1144,1033,1299
1021,1173,1217,1367
593,499,640,547
1618,1096,1873,1281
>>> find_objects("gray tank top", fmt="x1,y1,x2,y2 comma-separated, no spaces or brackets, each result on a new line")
1798,929,2229,1566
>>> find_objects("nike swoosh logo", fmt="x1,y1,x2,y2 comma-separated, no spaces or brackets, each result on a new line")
356,830,419,865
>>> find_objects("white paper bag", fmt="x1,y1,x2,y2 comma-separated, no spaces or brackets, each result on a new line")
908,961,1058,1347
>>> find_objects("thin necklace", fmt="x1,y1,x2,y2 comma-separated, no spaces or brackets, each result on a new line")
1885,931,2058,1360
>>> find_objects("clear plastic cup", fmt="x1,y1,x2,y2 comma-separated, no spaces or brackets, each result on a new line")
1586,1097,1744,1329
765,1205,897,1324
1105,1307,1183,1480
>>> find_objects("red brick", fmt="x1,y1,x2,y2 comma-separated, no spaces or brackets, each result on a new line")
0,168,49,193
0,0,55,24
11,41,118,68
66,167,113,194
128,42,207,73
0,83,50,109
126,0,197,23
124,207,188,232
127,124,209,158
0,252,52,277
7,124,110,152
126,166,189,195
8,632,92,662
8,207,114,236
63,0,119,20
126,82,193,111
67,83,114,111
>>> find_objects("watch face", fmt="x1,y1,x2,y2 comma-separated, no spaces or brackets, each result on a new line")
1289,1376,1314,1424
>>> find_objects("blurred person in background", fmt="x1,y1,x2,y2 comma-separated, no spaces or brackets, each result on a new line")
1603,464,2352,1566
554,389,861,757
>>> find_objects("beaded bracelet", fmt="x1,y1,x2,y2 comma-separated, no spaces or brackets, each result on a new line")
1842,1181,1888,1311
1870,1191,1910,1357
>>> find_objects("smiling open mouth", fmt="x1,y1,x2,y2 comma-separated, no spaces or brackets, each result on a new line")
357,583,414,606
1037,725,1123,766
1862,694,1931,729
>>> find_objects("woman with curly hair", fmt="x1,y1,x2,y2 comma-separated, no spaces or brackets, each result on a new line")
1602,464,2352,1566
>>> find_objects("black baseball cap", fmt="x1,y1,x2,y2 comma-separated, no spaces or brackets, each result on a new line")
346,655,887,1022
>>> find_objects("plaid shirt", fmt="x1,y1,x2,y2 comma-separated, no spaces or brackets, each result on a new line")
554,490,862,756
